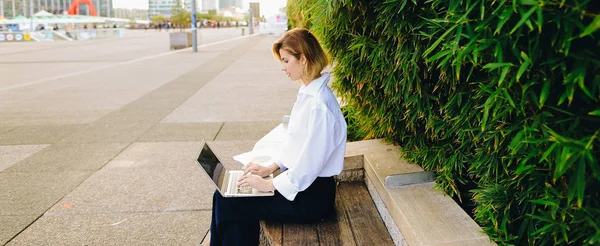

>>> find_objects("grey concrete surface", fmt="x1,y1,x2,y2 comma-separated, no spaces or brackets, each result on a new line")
138,123,223,142
1,29,297,244
7,211,211,245
0,145,49,172
45,165,215,214
0,124,87,144
215,121,281,140
206,140,257,170
5,143,129,172
0,171,92,215
0,215,39,245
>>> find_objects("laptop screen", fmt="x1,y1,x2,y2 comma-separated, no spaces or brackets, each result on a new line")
197,143,227,192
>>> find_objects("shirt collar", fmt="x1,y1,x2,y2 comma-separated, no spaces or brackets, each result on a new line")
299,73,330,96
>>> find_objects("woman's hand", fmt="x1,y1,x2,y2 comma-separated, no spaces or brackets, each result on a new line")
238,174,275,192
243,163,278,177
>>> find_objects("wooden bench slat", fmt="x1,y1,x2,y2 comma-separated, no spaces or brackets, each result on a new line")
338,182,395,246
283,223,319,245
260,220,282,246
316,189,357,246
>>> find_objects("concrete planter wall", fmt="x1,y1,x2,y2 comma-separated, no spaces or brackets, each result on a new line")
169,32,193,50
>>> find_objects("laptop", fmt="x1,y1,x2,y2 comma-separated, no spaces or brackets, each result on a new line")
197,142,275,197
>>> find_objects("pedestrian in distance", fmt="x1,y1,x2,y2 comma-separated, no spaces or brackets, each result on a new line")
207,27,347,246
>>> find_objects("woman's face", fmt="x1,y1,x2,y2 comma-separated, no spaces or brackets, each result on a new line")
279,49,305,81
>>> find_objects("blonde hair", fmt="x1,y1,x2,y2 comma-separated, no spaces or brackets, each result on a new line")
272,28,329,81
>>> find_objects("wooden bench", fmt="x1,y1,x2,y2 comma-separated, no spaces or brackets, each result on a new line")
203,139,494,246
258,153,393,245
259,181,394,245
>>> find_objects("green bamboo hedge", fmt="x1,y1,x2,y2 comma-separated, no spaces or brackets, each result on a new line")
290,0,600,244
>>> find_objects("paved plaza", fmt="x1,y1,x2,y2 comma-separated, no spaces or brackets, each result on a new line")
0,28,298,245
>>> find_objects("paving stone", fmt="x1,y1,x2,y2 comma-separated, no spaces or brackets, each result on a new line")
0,126,17,134
137,123,223,142
0,145,49,172
46,167,215,214
206,140,257,170
59,123,155,143
0,171,92,216
0,124,87,144
102,141,203,169
215,121,280,141
5,143,128,172
8,211,211,245
0,215,39,245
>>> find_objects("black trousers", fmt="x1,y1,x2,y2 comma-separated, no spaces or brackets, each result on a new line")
210,177,336,246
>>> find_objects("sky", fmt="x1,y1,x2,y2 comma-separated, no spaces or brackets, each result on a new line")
112,0,286,17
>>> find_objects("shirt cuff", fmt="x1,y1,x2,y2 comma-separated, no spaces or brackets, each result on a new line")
273,171,298,201
274,159,287,171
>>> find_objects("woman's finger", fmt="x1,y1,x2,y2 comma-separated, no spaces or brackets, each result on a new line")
243,165,257,175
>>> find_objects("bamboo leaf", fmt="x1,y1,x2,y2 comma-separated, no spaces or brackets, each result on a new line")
427,49,452,62
540,143,557,164
510,6,538,34
509,129,525,153
576,158,586,207
483,62,514,70
498,66,510,86
519,0,537,5
517,52,531,82
531,199,558,207
539,80,550,109
502,89,516,108
423,25,458,57
589,110,600,116
495,8,513,35
580,15,600,38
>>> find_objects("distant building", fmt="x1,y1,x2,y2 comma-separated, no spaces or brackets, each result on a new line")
1,0,112,17
201,0,218,13
184,0,200,13
149,0,176,18
76,0,114,17
114,8,148,20
249,2,259,20
219,0,242,9
149,0,201,18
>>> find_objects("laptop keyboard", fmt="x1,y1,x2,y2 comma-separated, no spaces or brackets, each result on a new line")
228,171,252,195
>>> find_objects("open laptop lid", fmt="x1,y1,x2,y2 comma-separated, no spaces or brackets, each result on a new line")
197,142,228,195
197,142,275,197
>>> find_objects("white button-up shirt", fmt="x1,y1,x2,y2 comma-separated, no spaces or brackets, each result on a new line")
273,73,347,201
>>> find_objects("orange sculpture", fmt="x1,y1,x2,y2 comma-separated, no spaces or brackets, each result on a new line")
67,0,98,16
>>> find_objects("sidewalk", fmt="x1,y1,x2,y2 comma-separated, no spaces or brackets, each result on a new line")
0,33,298,245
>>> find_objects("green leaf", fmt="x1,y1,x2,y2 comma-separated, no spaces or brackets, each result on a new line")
423,25,458,57
482,94,495,131
510,6,538,34
495,8,513,35
519,0,537,5
554,150,579,180
589,109,600,116
540,143,557,164
502,89,516,108
530,199,558,207
483,62,514,70
509,129,525,153
516,61,529,82
427,49,452,62
520,51,532,63
576,158,586,207
498,66,510,86
580,15,600,38
539,80,550,109
536,6,543,33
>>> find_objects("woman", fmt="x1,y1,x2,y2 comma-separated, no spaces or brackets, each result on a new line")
209,28,347,246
